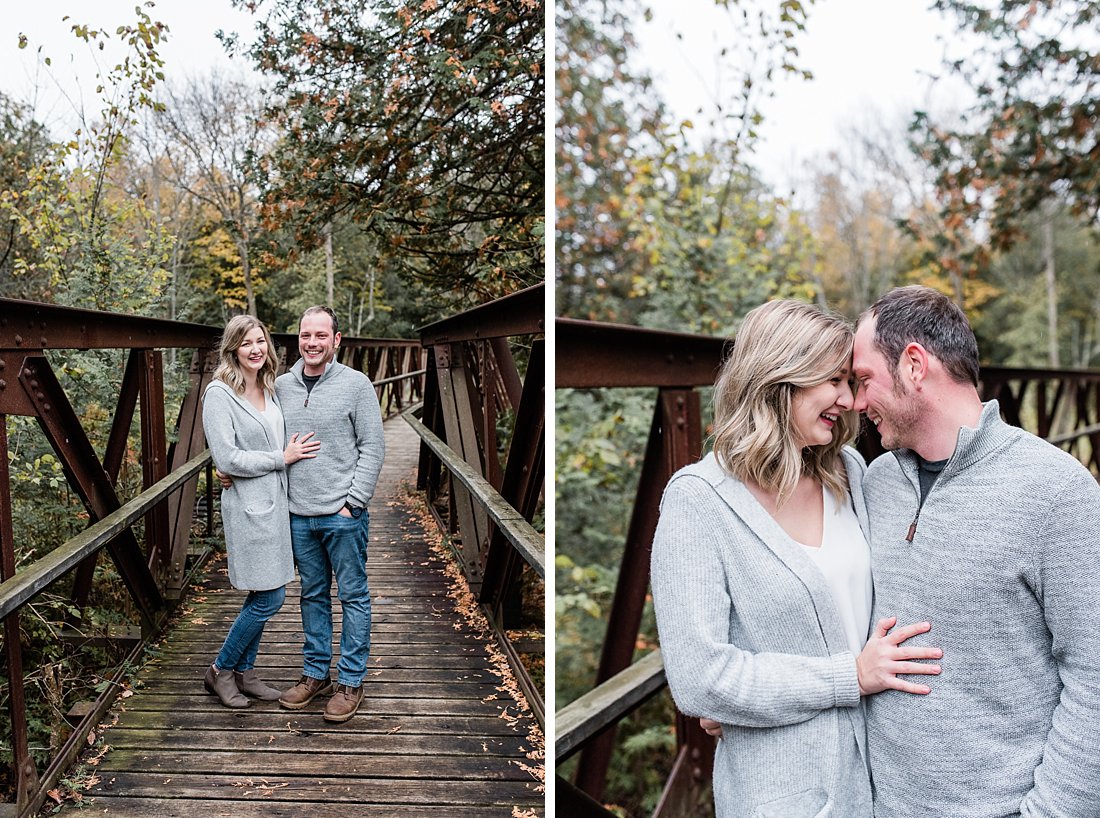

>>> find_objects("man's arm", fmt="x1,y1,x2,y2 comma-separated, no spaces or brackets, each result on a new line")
1021,466,1100,816
346,379,384,509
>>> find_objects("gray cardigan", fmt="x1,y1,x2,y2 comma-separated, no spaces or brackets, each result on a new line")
276,360,384,516
201,380,295,591
864,400,1100,817
651,448,871,818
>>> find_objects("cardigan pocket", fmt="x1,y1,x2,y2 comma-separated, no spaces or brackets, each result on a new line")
751,789,829,818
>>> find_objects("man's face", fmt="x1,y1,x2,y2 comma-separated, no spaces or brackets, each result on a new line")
298,312,340,377
852,317,920,451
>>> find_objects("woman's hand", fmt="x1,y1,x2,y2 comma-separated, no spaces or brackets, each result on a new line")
699,717,723,739
857,616,942,696
284,431,321,465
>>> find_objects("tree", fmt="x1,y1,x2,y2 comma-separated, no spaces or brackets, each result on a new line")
2,8,172,313
227,0,544,303
913,1,1100,257
154,74,272,316
0,94,51,298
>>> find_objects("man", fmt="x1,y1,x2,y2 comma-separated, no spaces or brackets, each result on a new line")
852,285,1100,817
275,305,385,723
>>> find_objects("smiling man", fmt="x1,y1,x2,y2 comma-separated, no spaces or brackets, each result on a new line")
853,286,1100,817
275,305,384,723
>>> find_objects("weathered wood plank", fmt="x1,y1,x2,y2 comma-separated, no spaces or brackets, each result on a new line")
60,419,543,815
85,797,537,817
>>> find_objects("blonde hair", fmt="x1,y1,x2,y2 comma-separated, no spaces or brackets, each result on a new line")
213,315,279,395
711,300,857,504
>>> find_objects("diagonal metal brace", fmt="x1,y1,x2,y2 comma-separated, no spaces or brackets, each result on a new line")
18,356,164,627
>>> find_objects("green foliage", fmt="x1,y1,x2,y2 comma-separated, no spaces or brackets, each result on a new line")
229,0,544,303
1,7,172,312
913,1,1100,261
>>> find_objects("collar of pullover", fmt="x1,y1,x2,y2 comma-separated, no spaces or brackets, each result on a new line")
290,358,338,384
891,399,1015,482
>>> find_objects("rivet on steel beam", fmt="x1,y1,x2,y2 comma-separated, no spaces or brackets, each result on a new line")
29,380,39,389
23,368,32,377
36,392,44,401
40,337,47,347
676,396,685,407
0,380,5,390
14,335,22,346
43,403,51,412
0,359,5,370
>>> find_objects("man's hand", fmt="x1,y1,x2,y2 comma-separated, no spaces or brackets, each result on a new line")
857,616,943,696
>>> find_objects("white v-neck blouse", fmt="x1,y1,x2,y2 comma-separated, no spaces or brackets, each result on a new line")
799,487,873,656
258,397,285,452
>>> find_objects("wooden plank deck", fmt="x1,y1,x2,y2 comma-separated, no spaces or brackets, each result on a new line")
61,418,544,817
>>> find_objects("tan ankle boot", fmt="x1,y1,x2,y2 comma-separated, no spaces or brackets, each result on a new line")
204,664,250,709
234,669,282,701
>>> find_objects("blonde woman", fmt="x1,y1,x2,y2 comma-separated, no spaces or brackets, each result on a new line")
650,301,942,817
201,315,320,708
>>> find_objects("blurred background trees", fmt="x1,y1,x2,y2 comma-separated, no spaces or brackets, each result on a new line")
556,0,1100,814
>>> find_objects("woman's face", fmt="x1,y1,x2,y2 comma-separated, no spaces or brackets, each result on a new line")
235,325,268,376
790,362,855,448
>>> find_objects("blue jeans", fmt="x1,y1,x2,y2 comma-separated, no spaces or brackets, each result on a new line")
290,511,372,687
215,586,286,672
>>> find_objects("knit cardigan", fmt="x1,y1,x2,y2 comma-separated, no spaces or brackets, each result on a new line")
201,380,294,591
651,447,871,818
863,400,1100,818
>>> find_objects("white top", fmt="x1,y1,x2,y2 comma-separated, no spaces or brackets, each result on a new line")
799,486,873,656
259,396,284,452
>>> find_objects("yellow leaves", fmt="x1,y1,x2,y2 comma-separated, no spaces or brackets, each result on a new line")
421,0,438,10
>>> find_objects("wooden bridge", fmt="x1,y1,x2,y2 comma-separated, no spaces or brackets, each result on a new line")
0,287,545,817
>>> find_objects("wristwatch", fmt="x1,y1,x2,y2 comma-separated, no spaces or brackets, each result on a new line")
343,501,364,518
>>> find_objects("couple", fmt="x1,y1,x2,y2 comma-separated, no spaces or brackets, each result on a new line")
651,286,1100,817
199,305,385,724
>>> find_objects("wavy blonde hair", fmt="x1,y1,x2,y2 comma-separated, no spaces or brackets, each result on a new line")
711,300,857,505
213,315,279,396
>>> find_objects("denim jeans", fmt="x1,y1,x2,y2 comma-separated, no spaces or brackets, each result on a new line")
290,511,371,687
215,585,286,672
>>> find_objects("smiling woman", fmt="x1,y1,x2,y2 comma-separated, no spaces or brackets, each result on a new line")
649,299,942,818
201,314,320,708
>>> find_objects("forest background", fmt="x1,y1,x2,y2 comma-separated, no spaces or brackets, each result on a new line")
555,0,1100,814
0,0,542,792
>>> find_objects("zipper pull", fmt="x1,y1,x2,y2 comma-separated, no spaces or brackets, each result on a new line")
906,518,917,542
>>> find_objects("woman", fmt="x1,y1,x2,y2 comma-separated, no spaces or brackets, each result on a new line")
650,300,942,817
201,315,320,709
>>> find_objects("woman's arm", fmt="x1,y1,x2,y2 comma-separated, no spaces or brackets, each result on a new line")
651,476,859,729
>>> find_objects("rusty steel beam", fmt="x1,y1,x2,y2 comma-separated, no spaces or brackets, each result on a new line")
575,388,702,802
481,339,545,624
138,351,170,583
103,351,143,485
419,285,544,344
164,350,214,597
0,416,41,810
0,298,218,351
17,357,163,626
556,318,726,389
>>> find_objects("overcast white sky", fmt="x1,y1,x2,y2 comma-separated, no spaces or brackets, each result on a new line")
635,0,963,193
2,1,258,135
4,0,965,195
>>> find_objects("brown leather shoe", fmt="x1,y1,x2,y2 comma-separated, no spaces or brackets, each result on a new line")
278,675,333,710
323,683,364,723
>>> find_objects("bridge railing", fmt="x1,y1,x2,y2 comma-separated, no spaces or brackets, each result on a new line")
553,316,1100,817
0,299,425,816
406,284,546,727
